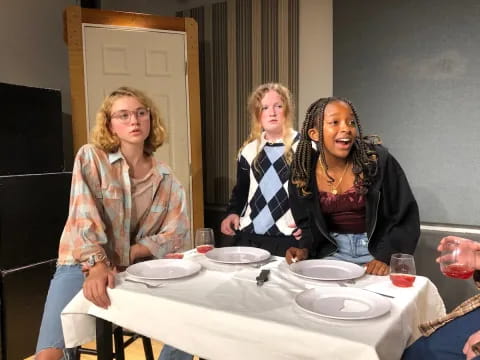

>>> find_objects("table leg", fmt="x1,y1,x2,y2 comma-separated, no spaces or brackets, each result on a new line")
95,317,113,360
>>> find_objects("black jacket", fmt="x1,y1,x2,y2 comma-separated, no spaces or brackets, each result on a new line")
289,145,420,264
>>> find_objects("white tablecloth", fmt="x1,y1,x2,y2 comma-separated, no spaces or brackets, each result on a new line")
62,253,445,360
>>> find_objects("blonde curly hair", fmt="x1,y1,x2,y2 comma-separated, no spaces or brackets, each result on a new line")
90,86,166,154
240,82,295,164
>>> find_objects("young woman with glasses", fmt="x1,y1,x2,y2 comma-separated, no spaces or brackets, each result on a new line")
35,86,191,360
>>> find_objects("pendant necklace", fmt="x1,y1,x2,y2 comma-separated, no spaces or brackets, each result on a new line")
319,160,350,195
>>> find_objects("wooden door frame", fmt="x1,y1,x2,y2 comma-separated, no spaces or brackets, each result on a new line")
63,5,204,234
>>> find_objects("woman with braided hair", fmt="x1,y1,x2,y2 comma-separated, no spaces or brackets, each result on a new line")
285,97,420,275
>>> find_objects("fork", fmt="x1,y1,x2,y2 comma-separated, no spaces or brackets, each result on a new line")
124,278,166,288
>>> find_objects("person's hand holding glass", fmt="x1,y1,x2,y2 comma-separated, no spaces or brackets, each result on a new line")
195,228,215,254
437,236,480,279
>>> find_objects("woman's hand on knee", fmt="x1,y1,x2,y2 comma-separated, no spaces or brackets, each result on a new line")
364,259,389,275
83,263,115,309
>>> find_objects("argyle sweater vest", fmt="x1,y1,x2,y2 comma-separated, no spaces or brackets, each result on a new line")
236,132,299,236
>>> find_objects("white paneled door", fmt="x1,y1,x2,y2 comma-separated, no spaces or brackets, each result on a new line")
83,25,192,242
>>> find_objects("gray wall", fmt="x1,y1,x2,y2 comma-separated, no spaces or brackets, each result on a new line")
1,0,332,172
0,0,191,170
334,0,480,226
0,0,75,112
1,0,77,169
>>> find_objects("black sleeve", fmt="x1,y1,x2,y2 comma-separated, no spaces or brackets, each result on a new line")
373,153,421,263
225,155,250,216
289,181,314,252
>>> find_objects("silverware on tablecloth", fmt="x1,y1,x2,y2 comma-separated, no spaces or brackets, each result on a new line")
361,288,395,298
256,269,270,286
250,258,278,268
124,278,166,288
337,281,394,298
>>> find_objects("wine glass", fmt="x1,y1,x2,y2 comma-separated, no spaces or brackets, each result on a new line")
438,238,475,279
163,252,184,259
195,228,215,254
389,253,416,287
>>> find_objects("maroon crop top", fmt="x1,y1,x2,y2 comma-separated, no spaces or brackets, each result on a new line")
318,186,366,234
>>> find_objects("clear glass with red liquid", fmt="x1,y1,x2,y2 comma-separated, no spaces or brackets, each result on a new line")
441,264,474,279
164,253,184,259
390,253,416,287
389,273,416,287
195,228,215,254
196,244,214,254
439,241,475,279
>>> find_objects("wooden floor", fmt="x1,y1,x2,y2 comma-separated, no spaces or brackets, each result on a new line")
24,338,163,359
25,338,201,359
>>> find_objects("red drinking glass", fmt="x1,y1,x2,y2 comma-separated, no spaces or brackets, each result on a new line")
439,240,474,279
390,253,416,287
164,253,184,259
195,228,214,254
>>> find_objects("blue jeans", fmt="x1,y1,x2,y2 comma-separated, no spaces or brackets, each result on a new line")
159,345,193,360
402,307,480,359
36,265,84,355
324,232,373,264
37,265,193,360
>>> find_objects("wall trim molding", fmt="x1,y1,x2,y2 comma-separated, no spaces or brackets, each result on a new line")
421,224,480,235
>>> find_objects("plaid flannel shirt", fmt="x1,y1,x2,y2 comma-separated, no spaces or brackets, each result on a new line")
419,270,480,336
57,144,189,267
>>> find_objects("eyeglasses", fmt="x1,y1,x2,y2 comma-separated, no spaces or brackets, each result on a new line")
111,108,150,122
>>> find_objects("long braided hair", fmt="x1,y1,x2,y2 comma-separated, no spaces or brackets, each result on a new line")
239,83,296,167
291,97,379,196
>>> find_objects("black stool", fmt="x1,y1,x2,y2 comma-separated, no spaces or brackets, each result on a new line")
75,326,154,360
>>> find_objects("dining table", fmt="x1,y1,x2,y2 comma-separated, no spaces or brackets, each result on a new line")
61,249,446,360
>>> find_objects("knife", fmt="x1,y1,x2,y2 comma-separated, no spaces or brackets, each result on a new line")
256,269,270,286
361,288,395,298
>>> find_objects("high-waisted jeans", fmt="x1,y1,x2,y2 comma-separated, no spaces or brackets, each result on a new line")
324,232,373,264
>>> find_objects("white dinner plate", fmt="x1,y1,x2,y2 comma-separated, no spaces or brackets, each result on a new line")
205,246,271,264
295,287,391,320
126,259,201,280
289,259,365,281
